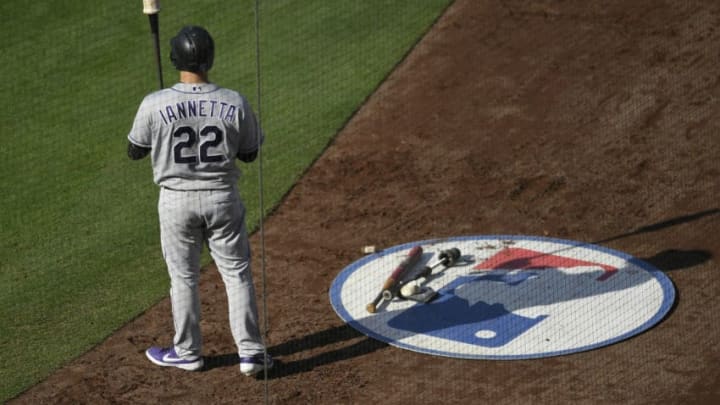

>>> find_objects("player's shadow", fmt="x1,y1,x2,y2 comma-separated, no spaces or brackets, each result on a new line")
203,324,386,377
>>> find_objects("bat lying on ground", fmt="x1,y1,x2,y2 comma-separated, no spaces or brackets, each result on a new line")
366,246,423,313
366,247,463,313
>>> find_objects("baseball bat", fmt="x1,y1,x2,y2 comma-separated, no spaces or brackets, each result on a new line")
143,0,164,89
366,245,423,313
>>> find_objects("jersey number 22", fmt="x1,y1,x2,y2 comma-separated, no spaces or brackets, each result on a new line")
173,125,224,164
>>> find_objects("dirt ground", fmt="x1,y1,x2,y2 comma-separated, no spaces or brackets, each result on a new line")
12,0,720,403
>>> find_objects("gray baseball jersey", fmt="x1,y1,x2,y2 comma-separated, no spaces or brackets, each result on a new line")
128,82,266,360
128,82,263,190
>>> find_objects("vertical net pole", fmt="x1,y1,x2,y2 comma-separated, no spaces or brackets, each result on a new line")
252,0,270,402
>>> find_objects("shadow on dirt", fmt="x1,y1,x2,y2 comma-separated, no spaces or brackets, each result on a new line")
262,333,387,379
203,324,386,377
641,249,712,272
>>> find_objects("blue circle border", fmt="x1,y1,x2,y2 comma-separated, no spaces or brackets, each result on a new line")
329,235,676,360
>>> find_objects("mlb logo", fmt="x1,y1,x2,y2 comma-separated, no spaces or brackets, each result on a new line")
330,236,675,359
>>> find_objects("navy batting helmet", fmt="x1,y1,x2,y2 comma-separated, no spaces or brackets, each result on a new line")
170,26,215,73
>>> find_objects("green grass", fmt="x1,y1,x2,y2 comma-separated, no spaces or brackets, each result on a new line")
0,0,452,400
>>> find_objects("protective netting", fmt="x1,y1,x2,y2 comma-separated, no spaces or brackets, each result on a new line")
2,1,719,404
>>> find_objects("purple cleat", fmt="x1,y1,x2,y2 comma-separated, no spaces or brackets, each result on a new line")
145,346,204,371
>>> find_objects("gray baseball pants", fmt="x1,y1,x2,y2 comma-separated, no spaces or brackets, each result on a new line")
158,186,265,359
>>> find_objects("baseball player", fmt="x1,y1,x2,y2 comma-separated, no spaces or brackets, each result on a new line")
127,25,272,375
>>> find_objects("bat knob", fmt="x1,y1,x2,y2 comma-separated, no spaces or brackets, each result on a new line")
143,0,161,14
366,303,377,313
439,248,461,266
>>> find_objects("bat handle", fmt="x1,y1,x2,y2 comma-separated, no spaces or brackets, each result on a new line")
147,14,164,89
366,293,383,313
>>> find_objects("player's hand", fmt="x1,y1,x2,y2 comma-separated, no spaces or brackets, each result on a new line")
128,142,151,160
